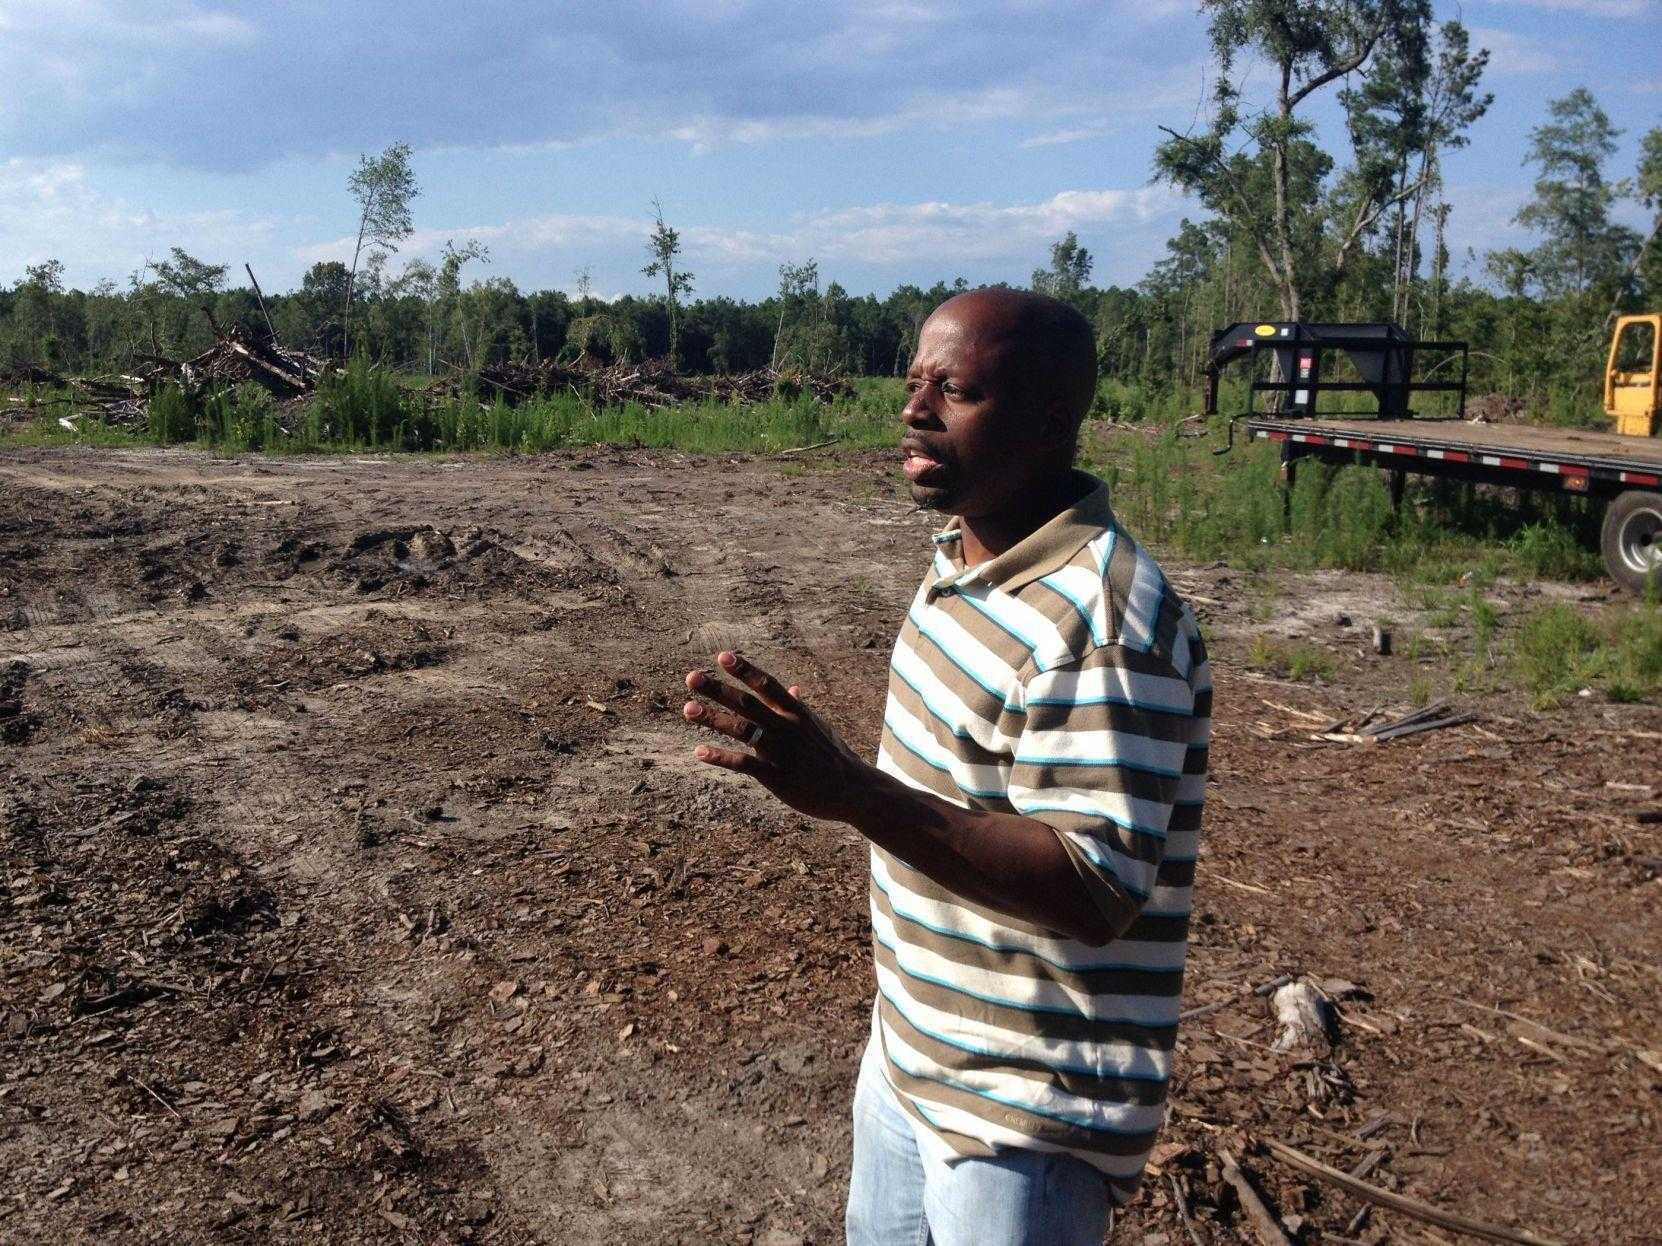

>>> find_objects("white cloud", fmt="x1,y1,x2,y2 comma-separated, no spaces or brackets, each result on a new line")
0,157,280,286
1440,182,1531,265
765,187,1180,267
293,216,651,269
1493,0,1657,16
0,0,1205,172
299,185,1181,282
0,0,258,46
1468,26,1562,75
1021,127,1109,149
661,86,1039,154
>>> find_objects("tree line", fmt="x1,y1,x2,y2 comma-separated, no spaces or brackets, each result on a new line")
3,1,1659,420
1139,1,1661,418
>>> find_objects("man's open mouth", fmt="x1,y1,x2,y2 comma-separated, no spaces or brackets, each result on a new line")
901,442,950,484
903,453,947,483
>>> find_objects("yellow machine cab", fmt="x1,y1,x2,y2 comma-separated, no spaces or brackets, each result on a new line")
1606,314,1662,438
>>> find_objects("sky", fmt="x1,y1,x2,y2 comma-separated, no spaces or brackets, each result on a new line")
0,0,1658,301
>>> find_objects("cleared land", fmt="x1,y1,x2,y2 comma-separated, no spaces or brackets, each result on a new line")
1,446,1658,1244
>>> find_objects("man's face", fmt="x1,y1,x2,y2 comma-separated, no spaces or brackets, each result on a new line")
900,307,1062,517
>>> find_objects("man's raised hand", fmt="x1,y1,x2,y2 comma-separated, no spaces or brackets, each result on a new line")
682,650,878,824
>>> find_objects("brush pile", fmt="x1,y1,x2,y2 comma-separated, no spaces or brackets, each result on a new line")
425,356,853,409
8,339,854,435
0,364,65,388
13,326,336,429
0,366,157,428
158,324,334,399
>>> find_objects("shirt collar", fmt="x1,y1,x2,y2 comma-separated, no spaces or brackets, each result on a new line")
929,471,1115,596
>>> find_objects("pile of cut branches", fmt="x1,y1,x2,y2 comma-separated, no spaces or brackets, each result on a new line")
16,326,336,430
425,356,853,409
160,324,334,399
0,364,66,388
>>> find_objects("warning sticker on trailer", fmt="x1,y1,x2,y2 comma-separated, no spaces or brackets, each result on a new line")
1254,324,1276,336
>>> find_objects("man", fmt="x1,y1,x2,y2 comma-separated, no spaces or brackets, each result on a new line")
682,289,1210,1245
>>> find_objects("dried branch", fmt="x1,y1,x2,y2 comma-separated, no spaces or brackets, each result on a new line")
1260,1137,1565,1246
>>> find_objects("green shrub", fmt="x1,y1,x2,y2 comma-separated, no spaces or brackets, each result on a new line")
1510,600,1661,706
201,382,280,451
1510,522,1601,581
148,383,198,444
1086,398,1609,586
311,355,416,447
1512,604,1602,705
1601,603,1662,703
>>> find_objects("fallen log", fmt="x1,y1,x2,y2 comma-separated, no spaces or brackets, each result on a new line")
1259,1136,1565,1246
1218,1147,1292,1246
0,364,65,387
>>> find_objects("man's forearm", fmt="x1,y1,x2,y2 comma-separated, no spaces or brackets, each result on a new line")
842,766,1113,945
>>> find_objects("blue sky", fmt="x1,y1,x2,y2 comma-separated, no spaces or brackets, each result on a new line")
1,0,1657,300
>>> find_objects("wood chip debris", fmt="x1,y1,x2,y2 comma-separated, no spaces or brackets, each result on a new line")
1259,1136,1566,1246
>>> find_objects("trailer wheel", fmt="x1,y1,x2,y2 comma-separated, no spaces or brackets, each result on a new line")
1600,490,1662,594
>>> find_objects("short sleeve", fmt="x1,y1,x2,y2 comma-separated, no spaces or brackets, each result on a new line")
1006,646,1196,943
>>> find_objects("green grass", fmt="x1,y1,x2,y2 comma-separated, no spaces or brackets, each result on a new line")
0,412,147,448
1244,571,1280,624
1085,390,1608,585
1510,598,1662,707
1395,582,1658,706
1246,635,1337,682
2,371,908,457
1454,591,1503,692
1418,587,1463,629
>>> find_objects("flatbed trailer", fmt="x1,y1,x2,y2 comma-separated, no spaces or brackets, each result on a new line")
1201,320,1662,593
1248,415,1662,591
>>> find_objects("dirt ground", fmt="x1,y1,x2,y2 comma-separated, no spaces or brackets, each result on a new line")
1,445,1658,1245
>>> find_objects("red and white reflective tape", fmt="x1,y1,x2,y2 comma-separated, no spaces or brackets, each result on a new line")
1251,428,1658,486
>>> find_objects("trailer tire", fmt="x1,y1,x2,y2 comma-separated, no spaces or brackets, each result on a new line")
1600,490,1662,594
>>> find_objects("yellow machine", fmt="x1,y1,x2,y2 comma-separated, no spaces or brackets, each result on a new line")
1605,314,1662,437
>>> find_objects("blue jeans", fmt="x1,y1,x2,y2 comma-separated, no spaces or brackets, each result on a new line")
844,1038,1112,1246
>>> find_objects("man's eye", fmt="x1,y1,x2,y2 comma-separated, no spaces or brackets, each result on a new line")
942,384,963,398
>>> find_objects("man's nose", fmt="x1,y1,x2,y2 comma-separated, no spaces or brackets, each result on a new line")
901,385,937,426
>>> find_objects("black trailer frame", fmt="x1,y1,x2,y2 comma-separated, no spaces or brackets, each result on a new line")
1248,417,1662,503
1242,416,1662,593
1203,321,1469,423
1201,319,1662,592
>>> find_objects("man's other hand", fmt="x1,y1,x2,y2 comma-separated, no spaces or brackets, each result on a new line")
683,651,876,824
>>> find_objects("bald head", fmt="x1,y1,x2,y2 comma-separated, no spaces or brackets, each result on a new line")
927,288,1098,438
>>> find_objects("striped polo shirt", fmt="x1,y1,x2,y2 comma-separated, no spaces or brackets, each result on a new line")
871,470,1211,1205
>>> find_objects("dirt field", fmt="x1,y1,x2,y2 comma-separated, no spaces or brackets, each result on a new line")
1,445,1658,1245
